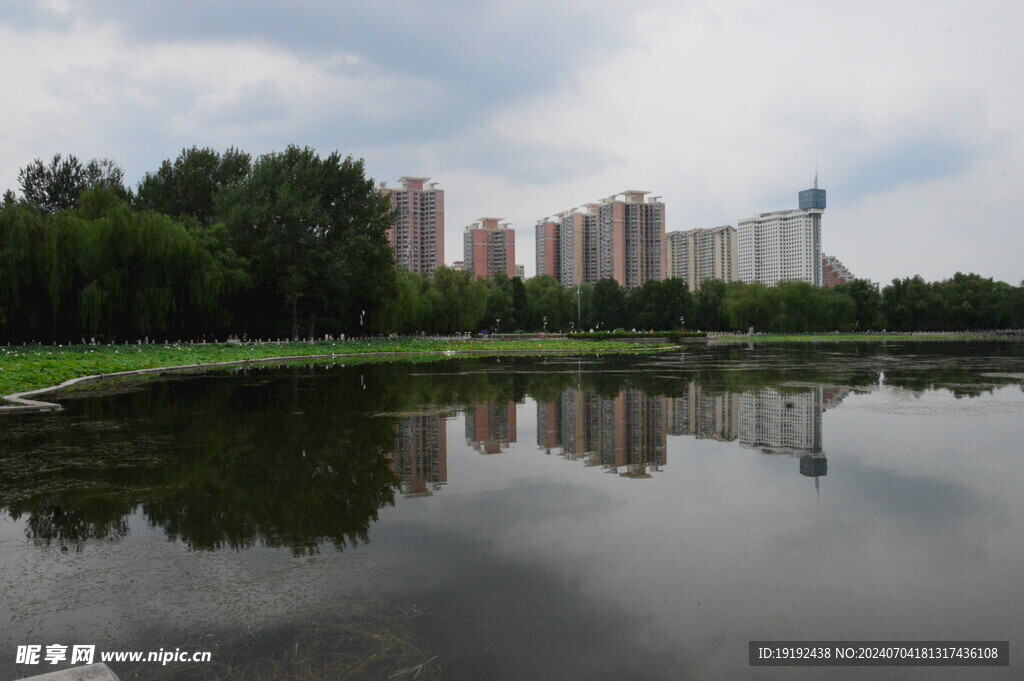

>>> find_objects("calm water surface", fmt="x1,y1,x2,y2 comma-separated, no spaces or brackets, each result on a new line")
2,343,1023,681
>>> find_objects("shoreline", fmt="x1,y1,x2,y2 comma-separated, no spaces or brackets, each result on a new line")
706,331,1024,344
3,332,1021,412
0,341,671,413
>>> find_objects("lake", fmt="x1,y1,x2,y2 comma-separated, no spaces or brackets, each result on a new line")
1,343,1022,681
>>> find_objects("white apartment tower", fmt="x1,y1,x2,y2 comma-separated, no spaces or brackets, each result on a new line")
738,181,825,286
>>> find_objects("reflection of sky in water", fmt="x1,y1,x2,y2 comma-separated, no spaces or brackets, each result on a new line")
364,387,1023,680
1,350,1022,681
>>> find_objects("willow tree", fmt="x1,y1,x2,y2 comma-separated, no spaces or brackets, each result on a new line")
0,203,49,340
0,188,245,343
218,146,395,339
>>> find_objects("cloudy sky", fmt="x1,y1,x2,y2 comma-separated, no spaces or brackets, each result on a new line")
1,0,1021,284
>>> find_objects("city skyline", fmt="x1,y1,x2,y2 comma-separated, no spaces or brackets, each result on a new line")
1,3,1022,286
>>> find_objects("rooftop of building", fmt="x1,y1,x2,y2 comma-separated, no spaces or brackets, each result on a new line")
467,218,511,230
380,177,441,191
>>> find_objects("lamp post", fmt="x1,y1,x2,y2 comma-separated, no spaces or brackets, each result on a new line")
496,318,501,336
360,310,365,335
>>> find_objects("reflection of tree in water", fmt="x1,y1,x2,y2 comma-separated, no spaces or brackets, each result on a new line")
3,370,403,554
141,439,397,555
24,500,131,550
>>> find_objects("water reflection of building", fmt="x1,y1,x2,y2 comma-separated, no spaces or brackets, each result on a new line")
737,386,850,487
537,388,667,477
465,402,517,454
821,386,851,411
537,401,561,453
390,414,447,498
739,387,823,455
799,454,828,478
533,382,849,479
666,383,740,441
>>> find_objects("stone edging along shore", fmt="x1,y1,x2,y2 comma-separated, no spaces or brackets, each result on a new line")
1,346,671,414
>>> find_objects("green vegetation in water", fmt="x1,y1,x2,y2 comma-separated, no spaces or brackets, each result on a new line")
568,330,707,340
709,331,1019,344
0,338,670,397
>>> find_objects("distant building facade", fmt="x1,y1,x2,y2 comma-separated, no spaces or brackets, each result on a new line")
463,218,516,279
821,253,855,288
515,264,525,279
666,225,738,291
542,191,665,289
381,177,444,277
738,182,825,286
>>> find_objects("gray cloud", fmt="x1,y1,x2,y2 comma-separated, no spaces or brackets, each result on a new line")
39,1,656,136
0,2,72,31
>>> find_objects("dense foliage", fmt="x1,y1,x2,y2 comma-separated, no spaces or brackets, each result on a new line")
3,147,1023,343
380,270,1024,334
0,189,246,343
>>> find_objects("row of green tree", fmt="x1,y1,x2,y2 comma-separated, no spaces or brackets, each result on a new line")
382,269,1024,334
3,148,1023,342
2,147,393,342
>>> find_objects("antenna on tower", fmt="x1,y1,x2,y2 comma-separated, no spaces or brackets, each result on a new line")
814,164,819,189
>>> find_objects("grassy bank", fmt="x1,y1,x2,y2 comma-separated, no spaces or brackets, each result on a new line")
0,338,667,398
708,331,1022,344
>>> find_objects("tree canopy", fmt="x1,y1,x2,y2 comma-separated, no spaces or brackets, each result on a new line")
135,146,250,225
16,154,128,214
217,145,394,339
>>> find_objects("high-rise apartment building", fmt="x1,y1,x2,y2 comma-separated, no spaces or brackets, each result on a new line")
463,218,516,279
515,264,525,279
666,225,738,291
535,219,560,280
542,191,665,289
557,206,598,287
738,182,825,286
381,177,444,277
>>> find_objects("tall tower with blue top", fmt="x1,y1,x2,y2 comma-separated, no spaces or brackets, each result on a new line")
798,173,826,211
